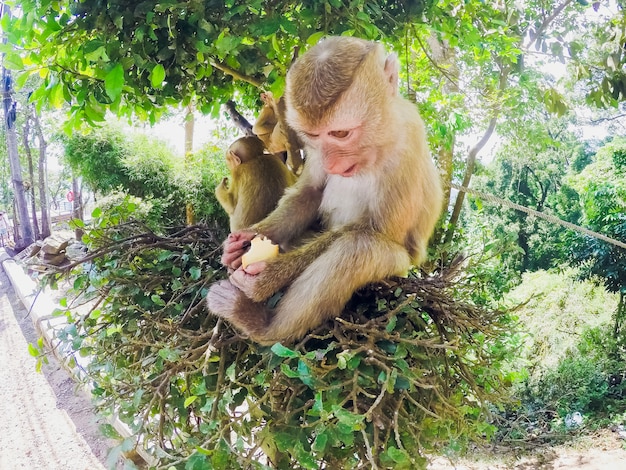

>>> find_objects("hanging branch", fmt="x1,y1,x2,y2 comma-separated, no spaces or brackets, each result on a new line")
223,100,255,136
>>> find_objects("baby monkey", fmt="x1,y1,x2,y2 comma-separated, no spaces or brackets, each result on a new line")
215,136,296,232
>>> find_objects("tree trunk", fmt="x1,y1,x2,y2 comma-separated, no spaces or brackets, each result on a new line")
425,34,459,212
184,103,196,225
33,106,51,238
22,115,41,240
2,67,35,249
224,100,254,136
72,176,84,241
443,63,511,245
443,116,498,245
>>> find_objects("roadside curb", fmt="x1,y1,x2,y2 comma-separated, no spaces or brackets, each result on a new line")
1,250,154,467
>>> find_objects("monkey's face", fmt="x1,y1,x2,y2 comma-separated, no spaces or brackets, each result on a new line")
298,118,377,177
286,40,395,178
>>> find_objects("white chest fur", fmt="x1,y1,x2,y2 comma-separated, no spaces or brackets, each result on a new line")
319,173,378,228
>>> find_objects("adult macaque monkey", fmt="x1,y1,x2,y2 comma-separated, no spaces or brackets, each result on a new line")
252,92,304,174
215,136,296,232
208,36,443,344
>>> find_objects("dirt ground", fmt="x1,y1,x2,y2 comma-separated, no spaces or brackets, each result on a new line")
2,259,626,470
0,265,118,470
428,430,626,469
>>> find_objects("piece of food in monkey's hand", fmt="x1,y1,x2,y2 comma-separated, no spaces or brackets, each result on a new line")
241,235,279,269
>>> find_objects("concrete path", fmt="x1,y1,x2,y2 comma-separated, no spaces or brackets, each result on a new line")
0,253,112,470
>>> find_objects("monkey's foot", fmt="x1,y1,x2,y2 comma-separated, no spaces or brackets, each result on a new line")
207,280,272,338
207,280,241,321
229,267,277,303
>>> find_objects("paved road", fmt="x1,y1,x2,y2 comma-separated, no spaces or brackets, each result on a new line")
0,262,112,470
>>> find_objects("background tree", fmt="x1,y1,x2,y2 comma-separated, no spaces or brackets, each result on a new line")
63,122,230,227
569,137,626,339
2,5,35,248
471,111,592,272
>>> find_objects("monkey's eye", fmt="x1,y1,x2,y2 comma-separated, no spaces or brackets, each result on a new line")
329,130,350,139
302,132,320,139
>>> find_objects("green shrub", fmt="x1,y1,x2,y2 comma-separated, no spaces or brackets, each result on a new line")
64,123,230,227
535,354,608,415
177,143,229,226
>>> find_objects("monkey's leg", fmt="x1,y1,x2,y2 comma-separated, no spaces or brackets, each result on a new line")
248,231,412,344
206,280,271,337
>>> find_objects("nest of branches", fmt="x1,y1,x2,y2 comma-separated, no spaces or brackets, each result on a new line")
43,219,514,470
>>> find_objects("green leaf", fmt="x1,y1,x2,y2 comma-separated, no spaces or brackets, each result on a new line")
226,362,236,381
311,429,329,453
27,342,40,358
311,391,323,415
387,446,410,464
150,64,166,88
189,266,201,280
215,33,242,56
297,359,314,387
294,440,317,469
185,452,210,470
83,101,106,123
279,363,300,378
184,396,198,407
99,423,123,440
158,348,180,362
83,39,105,55
104,63,124,101
48,82,65,108
3,52,24,70
271,343,300,358
332,406,364,429
158,250,173,261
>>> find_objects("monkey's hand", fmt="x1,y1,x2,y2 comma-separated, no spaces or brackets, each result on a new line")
230,230,342,303
221,230,257,270
219,177,229,189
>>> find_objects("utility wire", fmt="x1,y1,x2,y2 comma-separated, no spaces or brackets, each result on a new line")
451,183,626,251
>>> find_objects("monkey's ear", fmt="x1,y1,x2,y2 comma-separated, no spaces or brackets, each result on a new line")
227,150,242,166
384,53,399,96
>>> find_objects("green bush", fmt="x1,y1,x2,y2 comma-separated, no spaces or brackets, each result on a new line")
534,354,608,415
178,143,230,226
43,201,516,469
489,270,626,443
64,123,230,227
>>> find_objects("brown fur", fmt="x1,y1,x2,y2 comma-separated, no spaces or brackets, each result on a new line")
208,37,443,344
252,92,304,173
215,136,296,232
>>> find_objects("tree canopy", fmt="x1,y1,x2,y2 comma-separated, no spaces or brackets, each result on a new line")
4,0,433,128
7,0,625,131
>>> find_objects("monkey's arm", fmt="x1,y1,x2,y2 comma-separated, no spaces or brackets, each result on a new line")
253,179,323,247
215,178,236,215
